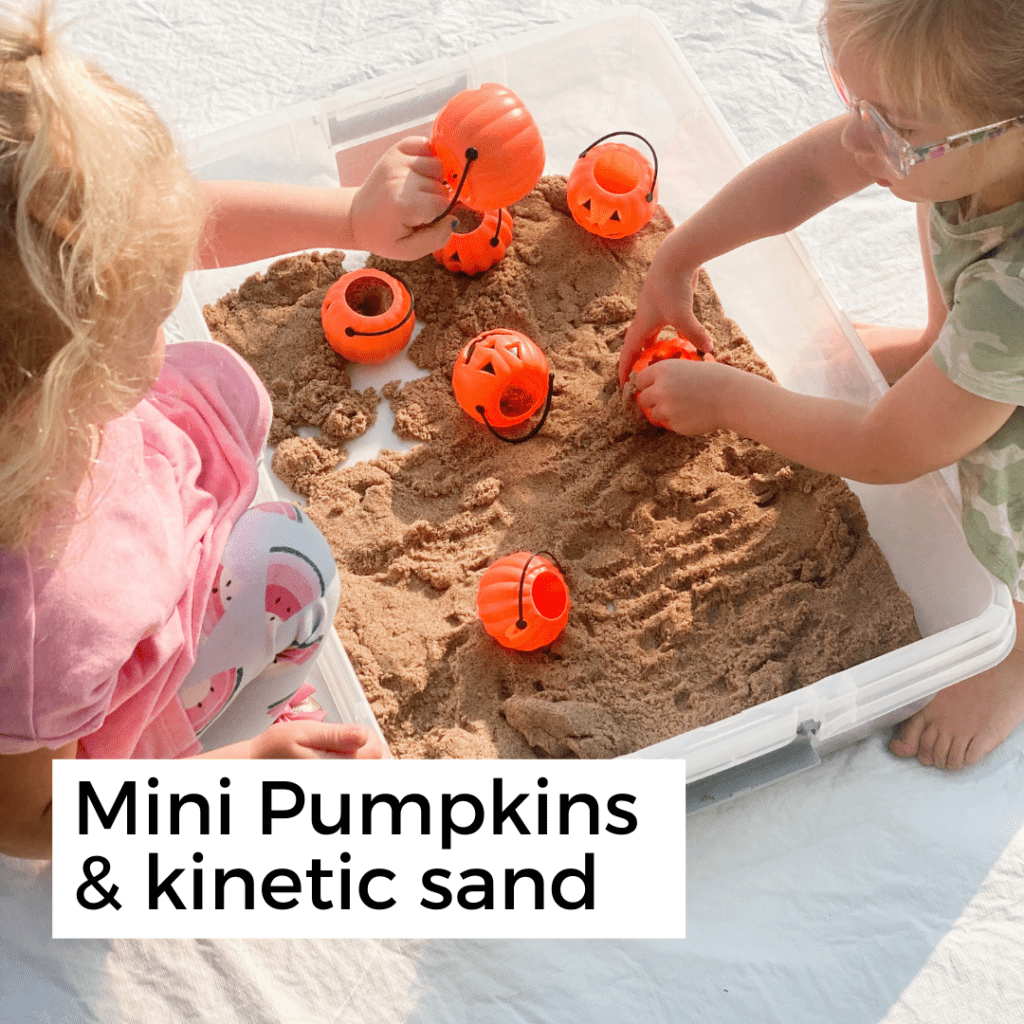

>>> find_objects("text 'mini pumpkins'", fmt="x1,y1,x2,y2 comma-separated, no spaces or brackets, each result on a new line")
567,131,659,239
430,83,546,213
320,268,415,365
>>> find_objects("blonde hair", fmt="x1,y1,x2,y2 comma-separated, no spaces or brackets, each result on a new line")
824,0,1024,128
0,2,207,549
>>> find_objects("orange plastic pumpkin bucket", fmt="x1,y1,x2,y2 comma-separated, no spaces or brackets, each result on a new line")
321,268,415,364
430,83,546,213
433,206,513,275
477,550,570,651
567,131,659,239
452,328,554,442
630,335,714,425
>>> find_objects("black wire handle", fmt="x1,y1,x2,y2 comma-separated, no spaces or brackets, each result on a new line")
344,273,416,338
579,130,659,202
428,146,480,227
476,372,555,445
489,208,504,247
516,550,564,629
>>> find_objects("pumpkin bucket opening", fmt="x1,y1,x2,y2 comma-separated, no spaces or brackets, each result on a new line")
452,205,485,233
499,383,540,419
345,277,394,318
531,570,568,619
592,148,644,195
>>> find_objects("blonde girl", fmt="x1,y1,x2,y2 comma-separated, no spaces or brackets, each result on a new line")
621,0,1024,772
0,2,453,859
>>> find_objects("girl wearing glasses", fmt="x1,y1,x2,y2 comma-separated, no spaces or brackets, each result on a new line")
620,0,1024,772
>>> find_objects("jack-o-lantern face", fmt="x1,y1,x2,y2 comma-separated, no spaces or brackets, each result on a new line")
630,336,714,425
567,133,659,239
433,206,513,275
431,83,546,211
320,269,415,365
452,328,550,430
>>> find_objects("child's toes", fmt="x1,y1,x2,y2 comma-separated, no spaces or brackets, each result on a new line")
964,727,1003,768
916,722,941,766
945,735,970,772
889,711,926,758
930,730,954,770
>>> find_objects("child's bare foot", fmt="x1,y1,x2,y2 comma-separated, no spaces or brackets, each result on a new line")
890,638,1024,770
852,322,933,384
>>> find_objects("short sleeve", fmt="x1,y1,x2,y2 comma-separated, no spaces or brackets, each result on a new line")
931,259,1024,404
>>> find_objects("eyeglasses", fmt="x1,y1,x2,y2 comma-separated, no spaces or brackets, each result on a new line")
817,19,1024,178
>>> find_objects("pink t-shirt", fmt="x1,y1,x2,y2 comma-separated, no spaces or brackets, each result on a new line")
0,341,271,759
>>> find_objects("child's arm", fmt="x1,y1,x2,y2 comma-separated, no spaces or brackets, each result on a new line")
0,723,382,861
192,719,386,760
194,136,453,269
0,741,77,860
633,346,1016,485
619,116,875,381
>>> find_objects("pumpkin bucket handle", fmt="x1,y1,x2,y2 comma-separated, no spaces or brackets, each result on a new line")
473,369,555,445
447,207,505,249
579,130,659,202
489,209,504,247
343,276,416,338
428,146,480,226
516,550,565,630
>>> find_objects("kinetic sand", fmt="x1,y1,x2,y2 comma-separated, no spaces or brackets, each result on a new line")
204,175,922,759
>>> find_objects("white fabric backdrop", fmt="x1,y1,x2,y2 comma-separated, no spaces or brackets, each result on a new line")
3,2,1024,1022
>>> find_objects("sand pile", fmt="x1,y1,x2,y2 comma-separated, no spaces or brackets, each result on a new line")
204,175,921,759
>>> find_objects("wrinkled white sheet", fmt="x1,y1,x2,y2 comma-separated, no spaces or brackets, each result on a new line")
3,1,1023,1022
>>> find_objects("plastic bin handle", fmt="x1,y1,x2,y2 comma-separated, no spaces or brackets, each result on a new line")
686,722,821,814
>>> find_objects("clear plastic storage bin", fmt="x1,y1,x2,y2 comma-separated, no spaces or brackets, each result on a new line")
165,6,1015,808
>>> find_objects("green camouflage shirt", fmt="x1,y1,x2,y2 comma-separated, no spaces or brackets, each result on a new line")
930,198,1024,599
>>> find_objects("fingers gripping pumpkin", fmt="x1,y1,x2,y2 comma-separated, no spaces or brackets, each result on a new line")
630,335,714,426
430,83,546,213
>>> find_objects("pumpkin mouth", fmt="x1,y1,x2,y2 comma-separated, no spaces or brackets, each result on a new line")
344,277,394,318
592,148,644,194
499,384,540,418
531,570,569,619
451,205,485,234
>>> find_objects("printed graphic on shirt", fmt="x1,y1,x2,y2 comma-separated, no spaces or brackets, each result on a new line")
265,545,326,623
201,563,233,637
184,666,243,734
259,501,303,522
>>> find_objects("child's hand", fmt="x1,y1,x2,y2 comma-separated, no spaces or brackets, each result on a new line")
619,263,715,385
349,137,454,260
250,719,386,759
633,358,729,435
